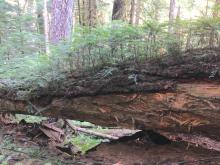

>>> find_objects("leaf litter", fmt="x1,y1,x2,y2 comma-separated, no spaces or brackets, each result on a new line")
0,114,219,165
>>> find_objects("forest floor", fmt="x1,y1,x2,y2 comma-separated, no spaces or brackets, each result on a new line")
0,114,219,165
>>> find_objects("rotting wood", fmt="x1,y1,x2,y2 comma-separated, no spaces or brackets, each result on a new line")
0,49,220,150
159,131,220,152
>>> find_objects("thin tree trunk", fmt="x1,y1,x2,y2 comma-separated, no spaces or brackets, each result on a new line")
135,0,140,25
88,0,97,27
206,0,209,16
77,0,82,25
36,0,44,34
129,0,135,25
82,0,87,26
168,0,176,33
43,0,50,54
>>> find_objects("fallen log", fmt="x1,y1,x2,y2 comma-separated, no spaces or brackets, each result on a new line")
0,49,220,144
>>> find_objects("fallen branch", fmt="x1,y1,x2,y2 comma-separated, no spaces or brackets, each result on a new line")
159,131,220,152
65,120,119,140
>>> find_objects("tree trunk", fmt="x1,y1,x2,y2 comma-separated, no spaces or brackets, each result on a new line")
112,0,126,21
77,0,82,25
88,0,97,27
135,0,140,25
0,49,220,143
36,0,44,34
81,0,86,26
129,0,135,25
206,0,209,16
168,0,176,33
43,0,50,54
49,0,74,43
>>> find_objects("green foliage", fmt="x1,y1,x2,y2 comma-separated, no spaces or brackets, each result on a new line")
66,21,170,71
2,17,219,82
143,0,167,20
70,134,102,154
0,0,44,61
0,0,220,85
15,114,47,123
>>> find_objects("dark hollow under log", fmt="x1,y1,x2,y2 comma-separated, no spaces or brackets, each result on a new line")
0,49,220,144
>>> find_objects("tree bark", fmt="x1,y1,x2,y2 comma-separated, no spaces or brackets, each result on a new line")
88,0,97,27
49,0,74,43
112,0,126,21
129,0,136,25
135,0,140,25
0,49,220,142
77,0,82,25
43,0,50,54
168,0,176,33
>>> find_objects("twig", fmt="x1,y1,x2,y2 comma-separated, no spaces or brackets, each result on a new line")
27,101,49,115
65,119,119,140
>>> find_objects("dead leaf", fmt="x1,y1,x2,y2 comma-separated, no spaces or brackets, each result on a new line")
0,113,16,124
56,143,81,156
40,123,65,143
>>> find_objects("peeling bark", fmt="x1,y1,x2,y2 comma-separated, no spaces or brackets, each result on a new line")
49,0,74,43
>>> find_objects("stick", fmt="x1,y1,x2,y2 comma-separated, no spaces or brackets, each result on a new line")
158,131,220,152
65,119,119,140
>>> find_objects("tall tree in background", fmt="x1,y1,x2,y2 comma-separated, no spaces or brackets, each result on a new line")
129,0,142,25
135,0,140,25
129,0,136,24
168,0,176,33
77,0,97,26
43,0,49,54
112,0,126,20
77,0,82,25
49,0,74,43
88,0,97,26
205,0,209,16
36,0,44,34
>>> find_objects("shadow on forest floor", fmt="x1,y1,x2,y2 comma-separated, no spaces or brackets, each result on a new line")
0,114,219,165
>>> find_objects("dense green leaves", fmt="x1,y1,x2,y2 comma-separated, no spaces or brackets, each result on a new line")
0,0,220,83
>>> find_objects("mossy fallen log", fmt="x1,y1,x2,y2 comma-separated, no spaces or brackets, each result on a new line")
0,49,220,144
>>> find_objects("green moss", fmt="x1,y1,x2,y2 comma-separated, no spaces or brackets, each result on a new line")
15,114,47,124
